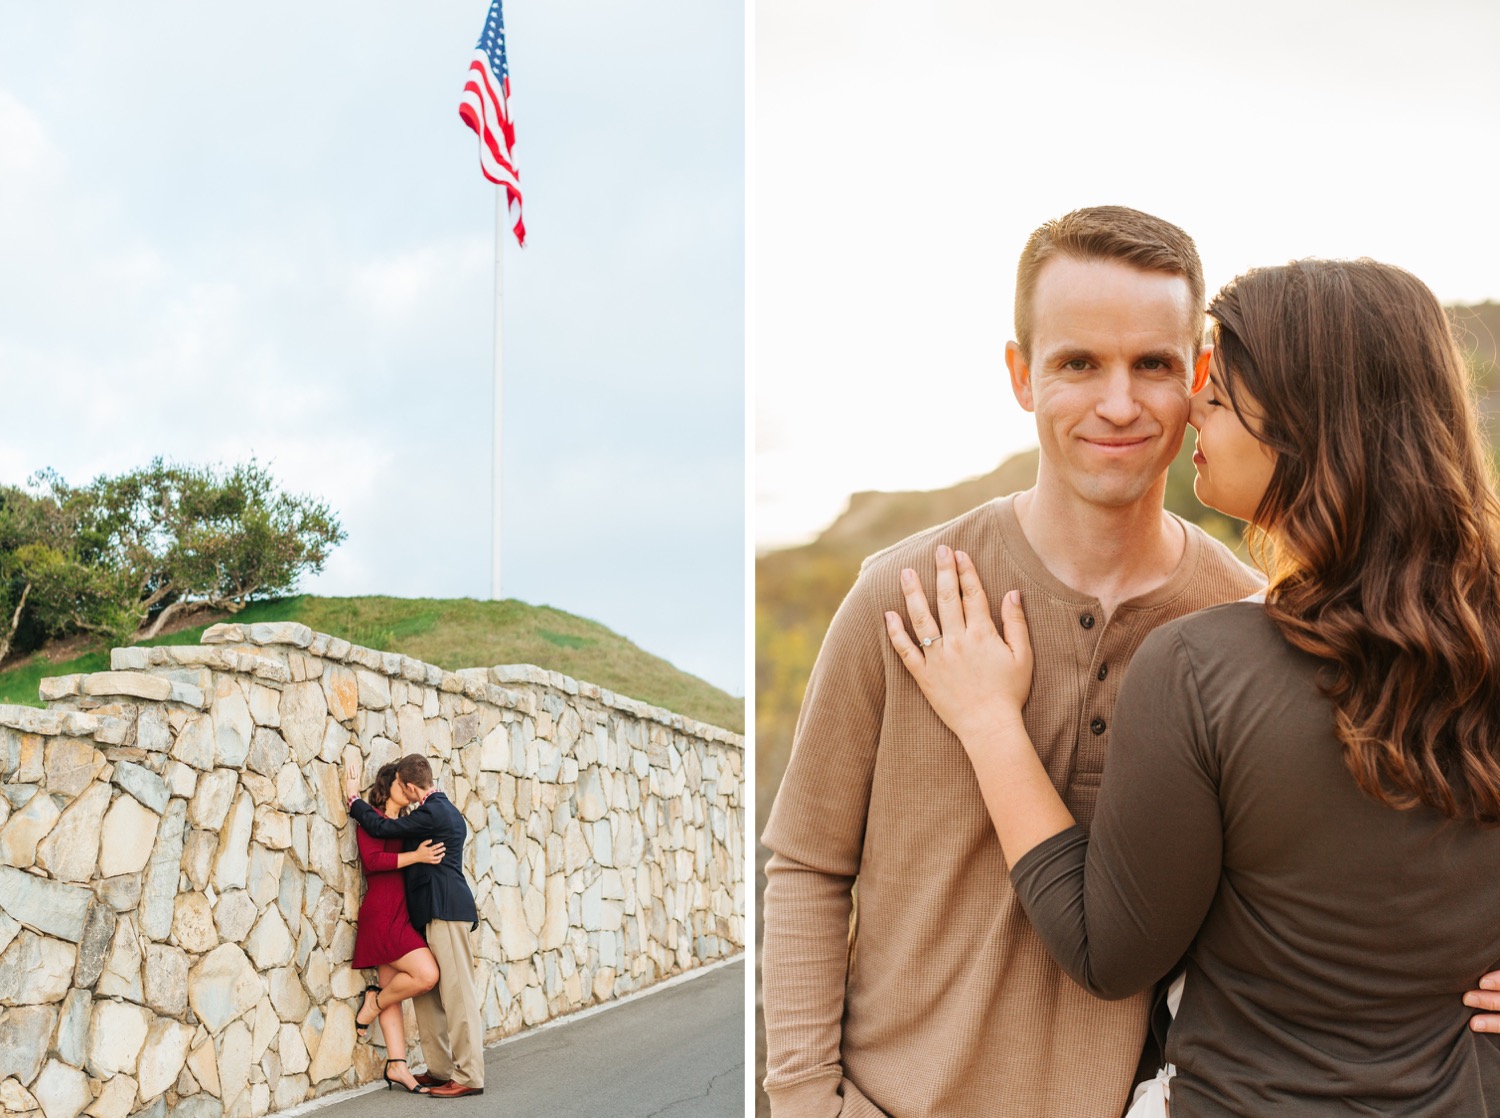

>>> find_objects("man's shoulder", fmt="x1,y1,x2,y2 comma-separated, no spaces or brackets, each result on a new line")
1178,519,1265,605
857,496,1015,581
799,499,1020,690
422,791,466,827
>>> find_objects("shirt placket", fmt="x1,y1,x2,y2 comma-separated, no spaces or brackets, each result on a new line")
1065,603,1125,804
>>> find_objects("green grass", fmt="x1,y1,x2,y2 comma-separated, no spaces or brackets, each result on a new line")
0,596,743,734
0,598,305,709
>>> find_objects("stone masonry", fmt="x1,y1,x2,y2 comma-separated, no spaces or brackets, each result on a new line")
0,622,744,1118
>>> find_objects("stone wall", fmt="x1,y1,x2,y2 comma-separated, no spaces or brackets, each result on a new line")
0,622,744,1118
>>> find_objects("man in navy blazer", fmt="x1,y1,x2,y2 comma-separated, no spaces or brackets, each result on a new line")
349,753,484,1097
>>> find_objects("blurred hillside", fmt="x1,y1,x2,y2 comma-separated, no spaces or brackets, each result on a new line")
1454,301,1500,371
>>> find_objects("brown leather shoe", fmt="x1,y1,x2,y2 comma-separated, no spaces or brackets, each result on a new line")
426,1082,484,1099
413,1073,451,1088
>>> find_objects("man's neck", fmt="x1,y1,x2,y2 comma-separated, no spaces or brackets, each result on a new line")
1014,478,1184,619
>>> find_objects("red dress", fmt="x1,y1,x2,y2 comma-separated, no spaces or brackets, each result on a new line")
351,829,428,968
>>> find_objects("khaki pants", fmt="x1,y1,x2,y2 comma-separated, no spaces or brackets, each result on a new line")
415,919,484,1088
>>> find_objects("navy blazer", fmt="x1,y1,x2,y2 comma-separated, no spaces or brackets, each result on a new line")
349,791,478,932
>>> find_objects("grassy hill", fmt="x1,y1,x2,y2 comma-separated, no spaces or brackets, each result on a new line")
0,596,743,735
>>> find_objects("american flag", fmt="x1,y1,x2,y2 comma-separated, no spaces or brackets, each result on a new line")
459,0,525,246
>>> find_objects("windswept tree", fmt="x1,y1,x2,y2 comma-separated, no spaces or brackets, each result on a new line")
0,460,345,660
125,460,345,637
0,482,136,657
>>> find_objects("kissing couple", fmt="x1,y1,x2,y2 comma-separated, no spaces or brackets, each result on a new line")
341,752,486,1099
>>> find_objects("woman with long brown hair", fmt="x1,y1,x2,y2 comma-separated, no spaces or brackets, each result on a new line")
342,760,445,1094
888,259,1500,1114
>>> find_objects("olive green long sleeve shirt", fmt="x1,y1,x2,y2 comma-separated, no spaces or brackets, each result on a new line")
1012,603,1500,1116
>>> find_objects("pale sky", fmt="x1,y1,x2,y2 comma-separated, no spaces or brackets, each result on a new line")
0,1,744,695
755,0,1500,549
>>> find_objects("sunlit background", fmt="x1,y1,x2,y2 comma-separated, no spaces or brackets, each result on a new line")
756,0,1500,550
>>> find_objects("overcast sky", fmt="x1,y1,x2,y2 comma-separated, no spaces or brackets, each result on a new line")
755,0,1500,549
0,1,744,695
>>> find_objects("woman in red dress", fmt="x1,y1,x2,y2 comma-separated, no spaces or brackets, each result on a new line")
345,761,443,1093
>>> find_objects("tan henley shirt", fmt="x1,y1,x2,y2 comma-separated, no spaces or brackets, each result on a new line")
761,494,1264,1118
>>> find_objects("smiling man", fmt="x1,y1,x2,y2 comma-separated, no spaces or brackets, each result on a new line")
760,206,1264,1118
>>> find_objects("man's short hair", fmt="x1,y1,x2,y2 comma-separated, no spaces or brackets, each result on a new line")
1014,205,1205,357
395,753,434,790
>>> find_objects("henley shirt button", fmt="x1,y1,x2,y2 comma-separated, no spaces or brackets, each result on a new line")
1090,717,1107,735
1080,613,1095,629
1097,663,1108,680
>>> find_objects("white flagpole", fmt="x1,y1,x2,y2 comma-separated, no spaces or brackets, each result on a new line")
490,187,505,601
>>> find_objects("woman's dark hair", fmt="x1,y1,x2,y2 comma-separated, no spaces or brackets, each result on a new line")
366,762,400,813
1208,258,1500,824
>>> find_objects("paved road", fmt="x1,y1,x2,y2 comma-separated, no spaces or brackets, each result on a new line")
308,959,744,1118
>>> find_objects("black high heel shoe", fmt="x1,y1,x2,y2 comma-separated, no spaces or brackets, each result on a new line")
384,1058,430,1094
355,985,382,1040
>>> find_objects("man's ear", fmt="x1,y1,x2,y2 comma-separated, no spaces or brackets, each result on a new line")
1191,346,1213,395
1006,341,1035,412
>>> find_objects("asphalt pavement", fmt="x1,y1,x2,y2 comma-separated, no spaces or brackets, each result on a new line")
301,958,745,1118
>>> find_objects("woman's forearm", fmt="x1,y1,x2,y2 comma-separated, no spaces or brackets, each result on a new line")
962,715,1077,867
395,850,426,869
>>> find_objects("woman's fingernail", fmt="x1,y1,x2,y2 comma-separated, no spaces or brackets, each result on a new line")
936,545,950,561
1465,993,1480,1007
901,569,914,584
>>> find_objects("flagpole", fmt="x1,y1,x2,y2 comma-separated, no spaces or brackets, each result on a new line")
490,186,505,601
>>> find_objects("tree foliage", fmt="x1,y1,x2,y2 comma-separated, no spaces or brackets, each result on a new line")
0,459,345,660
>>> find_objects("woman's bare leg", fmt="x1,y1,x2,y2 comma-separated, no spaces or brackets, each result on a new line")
357,948,439,1027
377,947,441,1006
375,963,421,1090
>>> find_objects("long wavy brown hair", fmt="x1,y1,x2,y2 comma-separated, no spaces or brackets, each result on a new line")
1209,258,1500,825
